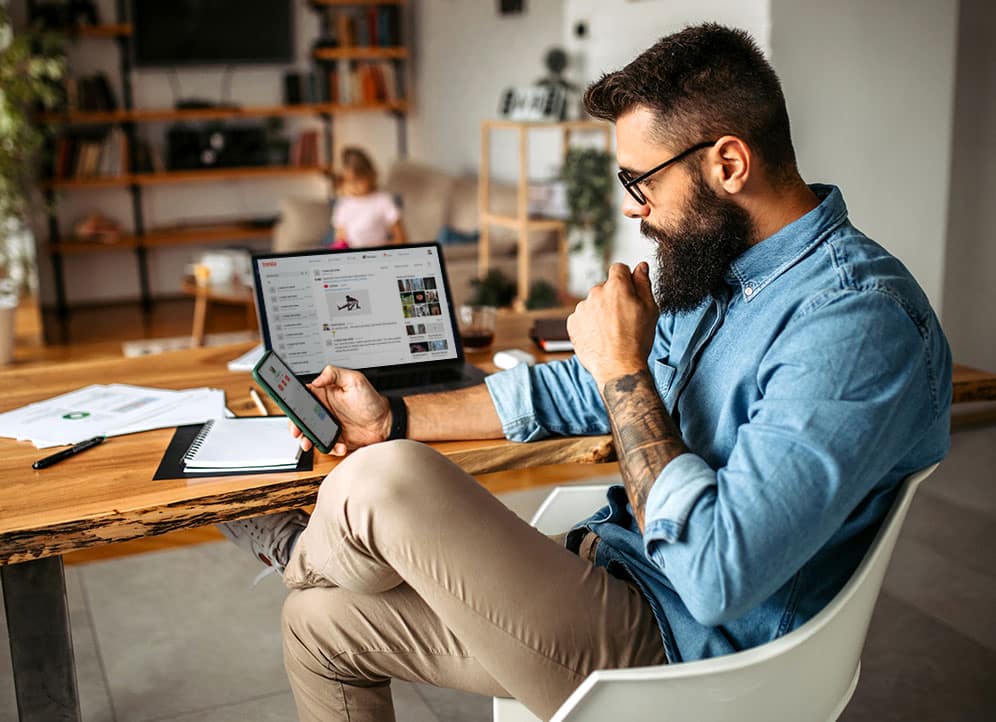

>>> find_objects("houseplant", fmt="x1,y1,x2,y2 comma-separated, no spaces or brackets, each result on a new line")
0,7,64,363
561,147,616,297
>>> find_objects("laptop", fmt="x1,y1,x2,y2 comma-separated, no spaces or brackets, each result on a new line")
251,243,487,395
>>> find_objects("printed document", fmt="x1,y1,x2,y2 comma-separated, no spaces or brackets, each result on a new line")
0,384,226,448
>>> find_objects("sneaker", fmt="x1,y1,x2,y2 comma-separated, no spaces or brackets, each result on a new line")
217,510,308,573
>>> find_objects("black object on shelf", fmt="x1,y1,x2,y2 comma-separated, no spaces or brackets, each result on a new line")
166,123,269,170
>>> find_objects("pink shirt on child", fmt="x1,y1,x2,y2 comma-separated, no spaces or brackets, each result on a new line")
332,191,400,248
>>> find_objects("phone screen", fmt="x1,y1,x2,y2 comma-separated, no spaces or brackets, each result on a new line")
254,351,341,450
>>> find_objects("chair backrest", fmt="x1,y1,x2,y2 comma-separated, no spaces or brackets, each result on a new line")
549,464,938,721
522,465,938,722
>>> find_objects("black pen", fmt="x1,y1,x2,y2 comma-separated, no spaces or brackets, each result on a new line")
32,435,107,470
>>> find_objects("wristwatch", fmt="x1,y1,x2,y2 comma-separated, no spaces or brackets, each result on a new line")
387,395,408,441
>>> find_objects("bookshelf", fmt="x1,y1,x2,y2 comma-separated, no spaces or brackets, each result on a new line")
42,101,409,126
39,1,413,329
478,120,614,309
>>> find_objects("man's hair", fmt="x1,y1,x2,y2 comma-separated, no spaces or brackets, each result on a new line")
583,23,797,181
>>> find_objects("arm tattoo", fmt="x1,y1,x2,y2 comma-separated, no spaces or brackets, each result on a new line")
603,370,688,532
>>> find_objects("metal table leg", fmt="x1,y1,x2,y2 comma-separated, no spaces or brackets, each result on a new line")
1,556,81,721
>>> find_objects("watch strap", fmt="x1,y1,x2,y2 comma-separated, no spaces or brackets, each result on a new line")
387,395,408,441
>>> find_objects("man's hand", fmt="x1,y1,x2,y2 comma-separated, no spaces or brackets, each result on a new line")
290,365,391,456
567,261,659,391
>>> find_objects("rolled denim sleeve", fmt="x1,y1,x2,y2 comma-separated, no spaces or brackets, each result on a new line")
485,315,676,442
642,290,950,627
485,356,609,442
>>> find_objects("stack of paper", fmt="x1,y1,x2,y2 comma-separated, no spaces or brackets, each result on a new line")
0,384,226,448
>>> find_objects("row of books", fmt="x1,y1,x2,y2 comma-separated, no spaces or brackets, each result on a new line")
290,130,324,168
328,60,403,105
63,73,118,112
319,5,402,48
51,128,128,179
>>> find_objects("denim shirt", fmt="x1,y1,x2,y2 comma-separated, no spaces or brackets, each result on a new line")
485,185,952,663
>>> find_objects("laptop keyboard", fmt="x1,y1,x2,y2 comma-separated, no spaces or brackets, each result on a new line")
372,368,462,391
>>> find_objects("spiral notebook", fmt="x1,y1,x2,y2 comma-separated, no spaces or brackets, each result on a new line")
182,416,302,473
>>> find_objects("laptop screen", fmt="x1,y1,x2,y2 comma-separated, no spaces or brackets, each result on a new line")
252,244,462,378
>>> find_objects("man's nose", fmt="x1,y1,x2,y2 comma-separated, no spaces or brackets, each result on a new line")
622,192,650,219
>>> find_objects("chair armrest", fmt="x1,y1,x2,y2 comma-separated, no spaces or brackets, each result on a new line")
529,484,612,535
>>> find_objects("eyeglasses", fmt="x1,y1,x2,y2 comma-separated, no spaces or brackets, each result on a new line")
617,140,718,206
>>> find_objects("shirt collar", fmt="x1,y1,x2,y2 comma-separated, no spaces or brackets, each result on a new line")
725,184,848,303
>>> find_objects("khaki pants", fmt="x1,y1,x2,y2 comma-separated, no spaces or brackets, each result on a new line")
282,440,666,722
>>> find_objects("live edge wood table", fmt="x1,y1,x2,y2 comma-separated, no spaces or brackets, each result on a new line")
1,318,991,721
0,324,610,721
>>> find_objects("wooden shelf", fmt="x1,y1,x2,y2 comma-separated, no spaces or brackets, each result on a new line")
49,221,275,255
74,23,133,38
41,101,409,126
482,119,613,131
311,0,405,6
141,222,274,247
48,238,139,255
482,213,565,232
314,47,408,61
479,120,614,306
133,165,329,186
45,175,132,190
46,165,330,190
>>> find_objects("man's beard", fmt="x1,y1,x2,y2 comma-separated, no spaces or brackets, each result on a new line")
642,171,754,314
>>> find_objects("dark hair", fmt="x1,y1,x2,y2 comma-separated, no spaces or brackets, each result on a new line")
341,146,378,188
583,23,797,181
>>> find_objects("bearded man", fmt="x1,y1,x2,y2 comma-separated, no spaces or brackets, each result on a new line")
220,23,951,722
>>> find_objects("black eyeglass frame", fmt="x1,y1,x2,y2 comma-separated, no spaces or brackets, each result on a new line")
617,140,718,205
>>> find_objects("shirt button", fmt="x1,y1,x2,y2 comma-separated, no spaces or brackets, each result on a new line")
744,286,754,297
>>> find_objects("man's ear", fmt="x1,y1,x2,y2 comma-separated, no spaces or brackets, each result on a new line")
706,136,751,194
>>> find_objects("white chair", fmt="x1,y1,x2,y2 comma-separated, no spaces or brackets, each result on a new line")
494,464,938,722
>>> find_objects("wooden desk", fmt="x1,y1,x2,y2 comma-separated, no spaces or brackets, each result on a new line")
1,311,990,720
0,313,608,721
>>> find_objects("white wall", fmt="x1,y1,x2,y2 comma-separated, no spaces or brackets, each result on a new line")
562,0,771,270
941,0,996,370
770,0,959,314
408,0,565,182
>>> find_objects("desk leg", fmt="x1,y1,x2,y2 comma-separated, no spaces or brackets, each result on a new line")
1,557,81,722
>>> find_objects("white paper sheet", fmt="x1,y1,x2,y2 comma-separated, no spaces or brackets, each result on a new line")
0,384,227,448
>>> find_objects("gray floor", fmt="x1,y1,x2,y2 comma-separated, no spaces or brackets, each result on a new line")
2,422,994,721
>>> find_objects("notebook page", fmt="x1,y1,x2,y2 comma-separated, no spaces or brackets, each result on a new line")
182,417,302,469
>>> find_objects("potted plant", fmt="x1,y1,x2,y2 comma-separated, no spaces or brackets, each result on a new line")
0,7,64,363
561,147,616,297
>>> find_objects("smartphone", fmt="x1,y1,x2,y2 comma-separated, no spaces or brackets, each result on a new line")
252,349,342,454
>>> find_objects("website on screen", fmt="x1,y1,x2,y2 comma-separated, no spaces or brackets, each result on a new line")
256,247,458,376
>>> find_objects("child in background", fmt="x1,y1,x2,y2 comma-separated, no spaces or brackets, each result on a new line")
326,147,406,248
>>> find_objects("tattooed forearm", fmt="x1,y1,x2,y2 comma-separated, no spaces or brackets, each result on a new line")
603,370,688,531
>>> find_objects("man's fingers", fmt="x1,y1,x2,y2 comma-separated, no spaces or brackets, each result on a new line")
633,261,656,306
332,442,348,456
607,262,632,281
311,364,343,388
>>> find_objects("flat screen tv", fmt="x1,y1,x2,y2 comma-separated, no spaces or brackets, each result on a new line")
131,0,294,67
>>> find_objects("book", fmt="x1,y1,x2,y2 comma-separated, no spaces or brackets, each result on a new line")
182,416,302,472
529,317,574,352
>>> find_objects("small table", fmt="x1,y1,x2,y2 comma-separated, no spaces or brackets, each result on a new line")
180,277,257,347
